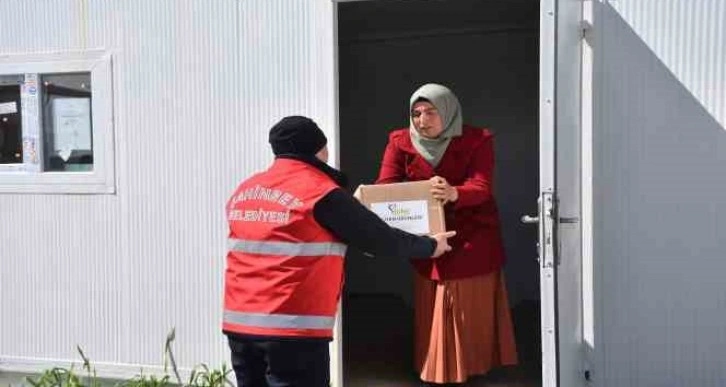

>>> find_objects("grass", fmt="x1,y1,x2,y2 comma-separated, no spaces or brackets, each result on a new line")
22,329,232,387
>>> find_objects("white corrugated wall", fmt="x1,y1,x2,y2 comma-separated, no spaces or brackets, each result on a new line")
609,0,726,128
0,0,337,381
592,0,726,386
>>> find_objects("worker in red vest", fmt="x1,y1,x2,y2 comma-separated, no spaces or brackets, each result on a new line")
223,116,455,387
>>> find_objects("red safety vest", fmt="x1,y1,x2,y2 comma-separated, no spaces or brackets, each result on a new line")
222,158,346,339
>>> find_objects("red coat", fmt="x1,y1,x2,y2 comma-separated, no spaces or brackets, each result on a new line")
376,125,506,280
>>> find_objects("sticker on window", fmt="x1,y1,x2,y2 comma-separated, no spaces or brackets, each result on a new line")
0,101,17,115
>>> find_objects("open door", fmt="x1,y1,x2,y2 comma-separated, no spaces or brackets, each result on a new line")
530,0,584,386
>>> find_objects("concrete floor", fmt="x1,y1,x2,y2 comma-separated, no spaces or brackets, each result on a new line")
343,294,541,387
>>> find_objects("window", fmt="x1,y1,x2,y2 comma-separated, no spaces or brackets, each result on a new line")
0,75,23,165
0,51,115,194
42,73,94,172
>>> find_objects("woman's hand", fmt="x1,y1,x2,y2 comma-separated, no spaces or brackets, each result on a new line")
430,176,459,204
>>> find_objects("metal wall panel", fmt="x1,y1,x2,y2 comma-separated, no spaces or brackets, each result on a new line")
118,0,240,369
0,0,127,369
610,0,726,129
592,1,726,386
0,0,337,379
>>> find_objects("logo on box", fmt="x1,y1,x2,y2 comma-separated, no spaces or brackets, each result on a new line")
387,203,412,217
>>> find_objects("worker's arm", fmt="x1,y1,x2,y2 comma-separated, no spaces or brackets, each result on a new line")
313,188,436,258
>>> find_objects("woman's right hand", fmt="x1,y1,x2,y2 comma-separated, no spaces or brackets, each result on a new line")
430,176,459,204
430,231,456,258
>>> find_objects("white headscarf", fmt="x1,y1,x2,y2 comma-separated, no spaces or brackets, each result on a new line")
409,83,463,167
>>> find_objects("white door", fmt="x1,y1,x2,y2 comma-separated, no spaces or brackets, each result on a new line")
533,0,584,386
588,2,726,386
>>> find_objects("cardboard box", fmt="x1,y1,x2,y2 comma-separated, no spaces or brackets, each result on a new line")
353,181,446,235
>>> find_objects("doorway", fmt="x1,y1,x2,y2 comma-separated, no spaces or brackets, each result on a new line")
337,0,542,385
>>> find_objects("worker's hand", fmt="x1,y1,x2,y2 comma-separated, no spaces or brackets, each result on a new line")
430,176,458,204
430,231,456,258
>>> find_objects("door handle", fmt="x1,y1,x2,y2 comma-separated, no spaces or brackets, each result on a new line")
521,215,539,224
521,215,579,224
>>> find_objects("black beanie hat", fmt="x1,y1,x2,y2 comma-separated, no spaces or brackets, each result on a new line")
269,116,328,156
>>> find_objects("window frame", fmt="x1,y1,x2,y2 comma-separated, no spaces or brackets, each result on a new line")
0,50,115,194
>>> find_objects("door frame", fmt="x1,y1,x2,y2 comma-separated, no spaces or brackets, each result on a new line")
538,1,559,384
538,0,586,386
329,1,586,386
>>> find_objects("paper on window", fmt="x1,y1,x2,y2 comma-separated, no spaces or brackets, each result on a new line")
52,97,92,152
21,74,41,169
0,101,17,115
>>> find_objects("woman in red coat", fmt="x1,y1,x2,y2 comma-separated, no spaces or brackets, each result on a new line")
376,84,518,385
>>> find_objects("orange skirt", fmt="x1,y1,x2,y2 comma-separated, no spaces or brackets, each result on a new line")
414,270,518,384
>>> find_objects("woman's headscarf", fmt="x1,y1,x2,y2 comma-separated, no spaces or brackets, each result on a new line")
408,83,463,167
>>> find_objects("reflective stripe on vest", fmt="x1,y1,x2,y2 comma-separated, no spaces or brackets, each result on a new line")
228,238,347,257
223,310,336,330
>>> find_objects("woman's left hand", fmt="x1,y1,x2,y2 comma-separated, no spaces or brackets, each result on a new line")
430,176,459,204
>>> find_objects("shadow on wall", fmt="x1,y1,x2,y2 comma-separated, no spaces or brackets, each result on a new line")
593,2,726,387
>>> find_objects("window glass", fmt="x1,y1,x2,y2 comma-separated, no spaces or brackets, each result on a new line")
41,72,93,172
0,75,24,165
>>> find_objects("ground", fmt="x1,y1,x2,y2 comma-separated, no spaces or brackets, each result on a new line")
343,294,541,387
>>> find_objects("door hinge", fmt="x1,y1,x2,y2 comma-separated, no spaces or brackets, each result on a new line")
580,20,594,41
582,352,594,384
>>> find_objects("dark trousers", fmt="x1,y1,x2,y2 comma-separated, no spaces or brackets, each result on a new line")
228,337,330,387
